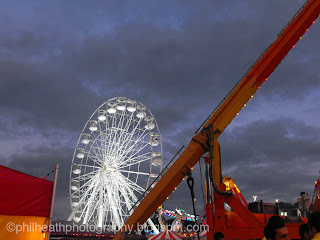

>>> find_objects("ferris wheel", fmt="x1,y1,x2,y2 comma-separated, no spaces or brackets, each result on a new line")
68,97,163,232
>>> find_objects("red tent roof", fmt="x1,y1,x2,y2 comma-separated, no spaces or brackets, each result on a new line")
149,230,185,240
0,165,53,217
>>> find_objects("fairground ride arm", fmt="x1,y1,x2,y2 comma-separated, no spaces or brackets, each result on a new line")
114,1,320,238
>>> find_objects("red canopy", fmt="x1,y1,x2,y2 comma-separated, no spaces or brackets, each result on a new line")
149,230,185,240
0,165,53,217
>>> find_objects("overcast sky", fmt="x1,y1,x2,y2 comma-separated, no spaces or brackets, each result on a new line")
1,0,320,221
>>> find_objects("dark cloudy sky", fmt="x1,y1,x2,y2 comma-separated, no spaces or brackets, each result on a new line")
1,0,320,220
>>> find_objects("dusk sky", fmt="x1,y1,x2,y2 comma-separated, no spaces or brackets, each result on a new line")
1,0,320,221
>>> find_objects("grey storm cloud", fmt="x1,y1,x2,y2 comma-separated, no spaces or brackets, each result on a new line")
1,0,320,221
219,118,320,203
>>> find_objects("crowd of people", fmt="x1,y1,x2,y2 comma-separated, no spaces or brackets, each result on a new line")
263,211,320,240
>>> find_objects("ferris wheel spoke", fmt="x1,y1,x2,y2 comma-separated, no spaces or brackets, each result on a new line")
113,117,146,159
106,114,119,160
118,169,150,176
123,127,149,152
89,131,105,157
79,164,101,169
76,169,100,182
116,173,145,197
89,140,105,164
109,111,126,157
105,182,123,228
118,156,151,169
119,142,151,167
70,174,99,219
97,123,109,159
119,173,146,194
96,186,105,228
117,133,150,166
115,111,134,145
120,179,139,202
82,179,100,224
118,188,134,215
71,173,101,198
86,152,104,166
77,174,99,199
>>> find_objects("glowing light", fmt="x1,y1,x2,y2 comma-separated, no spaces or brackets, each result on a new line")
116,97,127,111
76,150,84,159
107,102,117,114
98,110,106,121
81,133,90,145
127,100,137,112
145,116,155,130
89,120,98,131
136,105,146,118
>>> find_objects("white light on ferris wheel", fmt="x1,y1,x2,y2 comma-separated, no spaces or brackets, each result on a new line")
81,133,90,145
98,110,107,121
150,132,160,146
89,120,98,131
152,152,162,158
76,148,85,159
107,102,116,114
116,97,126,111
152,159,162,166
73,162,82,174
127,100,137,112
145,116,155,130
136,105,146,118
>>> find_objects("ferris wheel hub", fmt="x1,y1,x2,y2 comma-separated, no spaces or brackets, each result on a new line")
104,165,117,172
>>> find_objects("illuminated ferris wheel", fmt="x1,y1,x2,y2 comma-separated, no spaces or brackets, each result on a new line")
68,97,163,232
